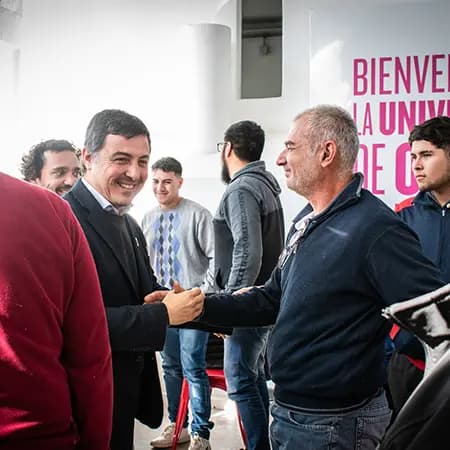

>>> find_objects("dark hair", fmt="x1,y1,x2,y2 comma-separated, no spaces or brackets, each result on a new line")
409,116,450,153
20,139,79,181
224,120,265,162
151,157,183,176
84,109,150,154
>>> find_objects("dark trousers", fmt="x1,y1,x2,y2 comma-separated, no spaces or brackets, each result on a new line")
387,351,423,417
111,353,145,450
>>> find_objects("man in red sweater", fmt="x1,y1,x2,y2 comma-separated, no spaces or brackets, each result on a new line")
0,172,113,450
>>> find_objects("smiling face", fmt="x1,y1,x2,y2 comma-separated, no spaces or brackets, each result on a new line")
152,169,183,210
276,117,322,197
411,140,450,197
33,150,81,196
83,134,150,209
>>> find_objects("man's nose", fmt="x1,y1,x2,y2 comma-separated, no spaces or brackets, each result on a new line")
125,162,140,179
65,172,78,186
276,148,287,166
412,158,422,171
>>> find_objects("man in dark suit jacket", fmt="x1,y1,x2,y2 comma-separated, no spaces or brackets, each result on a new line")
65,109,204,450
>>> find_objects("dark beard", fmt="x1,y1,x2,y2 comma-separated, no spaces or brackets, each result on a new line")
221,160,231,184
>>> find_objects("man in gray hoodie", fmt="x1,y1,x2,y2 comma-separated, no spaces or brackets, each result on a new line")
214,120,285,450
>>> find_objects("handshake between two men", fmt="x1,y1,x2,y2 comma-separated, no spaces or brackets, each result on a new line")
144,282,204,326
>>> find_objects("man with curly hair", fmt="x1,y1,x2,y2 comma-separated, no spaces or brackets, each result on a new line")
20,139,81,196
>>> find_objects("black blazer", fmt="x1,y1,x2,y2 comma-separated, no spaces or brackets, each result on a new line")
65,179,167,427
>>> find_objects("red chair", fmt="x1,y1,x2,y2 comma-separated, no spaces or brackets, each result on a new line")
171,368,247,449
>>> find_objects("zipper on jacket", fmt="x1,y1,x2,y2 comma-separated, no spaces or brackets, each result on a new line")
443,202,450,216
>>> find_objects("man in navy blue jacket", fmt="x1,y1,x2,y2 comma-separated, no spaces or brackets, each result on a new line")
388,115,450,415
199,105,445,450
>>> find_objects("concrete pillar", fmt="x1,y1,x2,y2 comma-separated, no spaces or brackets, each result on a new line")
178,23,232,155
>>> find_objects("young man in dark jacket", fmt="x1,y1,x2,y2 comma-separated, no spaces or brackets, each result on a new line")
199,105,445,450
388,115,450,415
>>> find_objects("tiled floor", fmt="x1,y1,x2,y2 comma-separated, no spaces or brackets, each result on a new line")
134,389,246,450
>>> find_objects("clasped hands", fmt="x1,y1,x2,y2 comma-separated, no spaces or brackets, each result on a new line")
144,282,204,326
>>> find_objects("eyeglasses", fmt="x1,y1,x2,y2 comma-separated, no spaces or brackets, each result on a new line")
216,142,226,153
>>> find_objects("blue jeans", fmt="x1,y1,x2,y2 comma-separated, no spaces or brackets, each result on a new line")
270,389,392,450
161,327,213,439
224,327,271,450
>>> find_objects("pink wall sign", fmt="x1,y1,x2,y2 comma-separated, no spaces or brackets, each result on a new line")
309,4,450,206
352,54,450,198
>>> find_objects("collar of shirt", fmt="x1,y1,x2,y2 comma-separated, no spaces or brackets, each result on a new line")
289,211,314,247
294,211,314,231
81,178,132,215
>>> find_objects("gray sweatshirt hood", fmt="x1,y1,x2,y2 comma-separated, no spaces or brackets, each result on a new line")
231,160,282,196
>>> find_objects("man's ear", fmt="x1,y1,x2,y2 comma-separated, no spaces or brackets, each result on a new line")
30,178,40,186
224,141,233,158
320,140,337,167
81,148,93,170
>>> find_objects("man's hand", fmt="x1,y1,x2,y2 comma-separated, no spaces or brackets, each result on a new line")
144,282,185,304
233,285,259,295
163,287,204,325
144,290,166,304
214,333,227,339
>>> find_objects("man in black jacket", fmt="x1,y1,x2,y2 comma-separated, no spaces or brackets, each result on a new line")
65,109,204,450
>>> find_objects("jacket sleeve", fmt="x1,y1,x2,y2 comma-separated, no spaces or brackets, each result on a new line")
366,222,444,359
222,188,263,292
106,302,169,351
200,268,281,327
390,324,425,363
104,218,169,352
366,222,444,306
63,206,113,450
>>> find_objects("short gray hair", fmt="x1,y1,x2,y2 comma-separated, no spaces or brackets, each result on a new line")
295,105,359,172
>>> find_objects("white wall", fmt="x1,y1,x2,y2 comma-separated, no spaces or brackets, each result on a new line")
0,0,448,226
4,0,232,219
